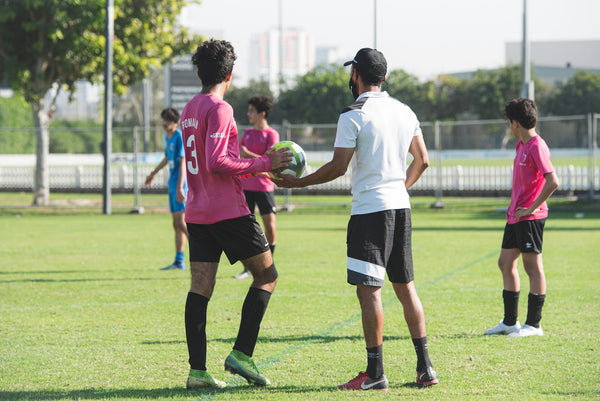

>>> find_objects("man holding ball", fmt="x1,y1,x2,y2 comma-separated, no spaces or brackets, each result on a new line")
275,48,438,391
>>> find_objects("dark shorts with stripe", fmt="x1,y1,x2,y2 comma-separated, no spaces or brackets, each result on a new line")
244,190,276,215
346,209,414,287
501,218,546,253
187,214,269,265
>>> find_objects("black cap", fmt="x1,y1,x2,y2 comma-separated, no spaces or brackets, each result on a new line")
343,48,387,81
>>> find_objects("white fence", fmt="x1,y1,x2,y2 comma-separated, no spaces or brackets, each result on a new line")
0,152,597,195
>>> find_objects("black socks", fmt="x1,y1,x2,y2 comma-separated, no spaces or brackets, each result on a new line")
525,293,546,328
233,287,272,357
366,344,384,379
185,292,209,370
412,336,432,373
502,289,520,326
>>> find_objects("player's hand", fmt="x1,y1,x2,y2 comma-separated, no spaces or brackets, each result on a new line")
271,172,301,188
515,206,535,220
144,175,153,187
265,146,292,170
176,188,186,203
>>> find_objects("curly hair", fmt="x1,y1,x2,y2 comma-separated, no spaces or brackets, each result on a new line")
191,39,237,87
504,98,537,129
248,95,274,118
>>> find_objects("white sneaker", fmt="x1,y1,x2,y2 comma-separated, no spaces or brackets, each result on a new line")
484,320,521,335
507,324,543,337
234,270,251,280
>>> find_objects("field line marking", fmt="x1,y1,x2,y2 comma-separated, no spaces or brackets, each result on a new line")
196,250,496,400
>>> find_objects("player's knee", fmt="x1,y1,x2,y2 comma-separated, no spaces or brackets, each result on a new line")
255,263,278,286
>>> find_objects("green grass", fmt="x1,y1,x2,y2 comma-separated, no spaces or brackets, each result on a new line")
1,194,599,400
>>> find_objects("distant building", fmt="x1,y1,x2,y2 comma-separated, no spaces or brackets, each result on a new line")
315,46,342,66
248,29,314,94
505,40,600,86
448,40,600,87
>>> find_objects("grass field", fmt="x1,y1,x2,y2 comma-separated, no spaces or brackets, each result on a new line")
1,194,599,400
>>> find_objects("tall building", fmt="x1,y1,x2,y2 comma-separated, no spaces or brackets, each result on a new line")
248,29,314,95
315,46,343,66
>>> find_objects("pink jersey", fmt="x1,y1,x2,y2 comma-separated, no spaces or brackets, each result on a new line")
240,127,280,192
507,135,554,224
180,93,272,224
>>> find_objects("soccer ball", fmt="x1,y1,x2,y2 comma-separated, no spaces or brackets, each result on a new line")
272,140,306,178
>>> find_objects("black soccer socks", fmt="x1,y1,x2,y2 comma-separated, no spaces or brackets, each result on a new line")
233,287,272,357
366,344,384,380
185,292,209,370
502,289,520,326
525,293,546,328
412,336,432,373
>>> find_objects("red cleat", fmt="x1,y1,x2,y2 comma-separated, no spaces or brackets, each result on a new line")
416,367,439,387
337,371,388,391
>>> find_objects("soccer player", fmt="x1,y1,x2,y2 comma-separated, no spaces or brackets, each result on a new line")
274,48,438,390
235,95,280,280
484,98,559,337
145,107,188,270
179,39,291,389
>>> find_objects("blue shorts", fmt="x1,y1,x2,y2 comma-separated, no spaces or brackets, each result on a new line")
168,191,186,213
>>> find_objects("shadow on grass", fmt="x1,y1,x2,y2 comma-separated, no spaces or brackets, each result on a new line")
143,334,405,346
0,383,341,401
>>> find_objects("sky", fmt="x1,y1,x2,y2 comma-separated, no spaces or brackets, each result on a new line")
180,0,600,85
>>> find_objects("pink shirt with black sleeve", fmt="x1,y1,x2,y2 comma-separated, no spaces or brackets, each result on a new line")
180,93,272,224
507,135,555,225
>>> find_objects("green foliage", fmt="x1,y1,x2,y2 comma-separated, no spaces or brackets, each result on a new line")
544,71,600,115
0,0,200,102
0,93,35,153
277,64,353,123
225,80,274,125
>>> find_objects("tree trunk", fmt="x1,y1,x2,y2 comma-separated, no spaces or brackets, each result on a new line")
32,100,50,206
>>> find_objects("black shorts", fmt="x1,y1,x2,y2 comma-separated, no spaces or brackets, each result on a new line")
346,209,414,287
501,219,546,253
244,190,276,215
187,214,270,265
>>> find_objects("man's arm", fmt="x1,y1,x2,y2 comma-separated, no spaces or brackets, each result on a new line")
515,172,560,220
176,156,186,203
145,157,168,187
274,147,354,188
405,135,430,189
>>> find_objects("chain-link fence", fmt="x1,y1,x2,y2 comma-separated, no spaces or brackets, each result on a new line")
0,114,598,203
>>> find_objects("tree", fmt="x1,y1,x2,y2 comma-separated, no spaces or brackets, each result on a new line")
0,0,199,205
544,71,600,115
225,79,274,125
277,64,352,124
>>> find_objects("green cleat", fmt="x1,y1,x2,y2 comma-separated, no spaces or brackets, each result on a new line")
186,369,227,389
224,349,271,386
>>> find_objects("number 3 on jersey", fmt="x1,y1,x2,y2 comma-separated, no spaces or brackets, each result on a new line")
186,135,199,175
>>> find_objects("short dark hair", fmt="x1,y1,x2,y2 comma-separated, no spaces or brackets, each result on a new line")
160,107,180,123
191,39,237,87
248,95,273,118
504,98,537,129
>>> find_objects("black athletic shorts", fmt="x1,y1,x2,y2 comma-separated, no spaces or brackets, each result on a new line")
187,214,270,264
244,190,276,215
501,218,546,253
346,209,414,287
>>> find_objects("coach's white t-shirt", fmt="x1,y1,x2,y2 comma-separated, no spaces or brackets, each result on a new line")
334,91,422,215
